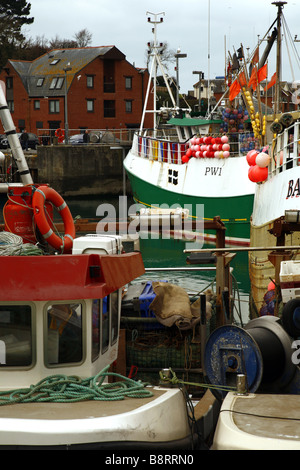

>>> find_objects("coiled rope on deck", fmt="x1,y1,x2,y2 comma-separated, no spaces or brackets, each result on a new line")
0,231,43,256
0,365,153,406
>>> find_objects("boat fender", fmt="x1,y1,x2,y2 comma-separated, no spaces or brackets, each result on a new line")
32,185,75,252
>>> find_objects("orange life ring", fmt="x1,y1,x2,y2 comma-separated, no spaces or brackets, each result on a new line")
55,128,65,143
32,185,75,252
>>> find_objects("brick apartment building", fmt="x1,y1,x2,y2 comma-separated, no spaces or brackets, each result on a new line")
0,46,152,136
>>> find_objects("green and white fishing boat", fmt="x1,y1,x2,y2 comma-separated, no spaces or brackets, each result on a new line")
124,12,257,246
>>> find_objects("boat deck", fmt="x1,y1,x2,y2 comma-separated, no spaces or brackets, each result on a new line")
232,394,300,441
0,387,165,420
213,393,300,450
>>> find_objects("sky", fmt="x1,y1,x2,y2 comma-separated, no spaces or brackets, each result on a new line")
24,0,300,93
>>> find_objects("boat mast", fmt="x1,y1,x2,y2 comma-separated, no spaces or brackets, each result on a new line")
273,1,287,116
139,12,177,133
0,81,33,188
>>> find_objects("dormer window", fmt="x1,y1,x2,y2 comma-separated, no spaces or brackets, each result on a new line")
50,59,60,65
49,77,64,89
36,78,44,87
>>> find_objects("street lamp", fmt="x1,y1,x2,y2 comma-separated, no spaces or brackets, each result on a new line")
63,62,72,144
193,71,204,112
174,49,187,107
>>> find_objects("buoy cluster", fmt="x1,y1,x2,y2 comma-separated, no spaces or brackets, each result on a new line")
220,106,248,133
181,135,230,163
247,149,270,183
244,90,266,138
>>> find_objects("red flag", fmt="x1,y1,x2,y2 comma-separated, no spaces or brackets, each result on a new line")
257,64,268,83
238,71,247,87
229,79,241,101
248,66,258,91
252,47,259,65
264,72,277,91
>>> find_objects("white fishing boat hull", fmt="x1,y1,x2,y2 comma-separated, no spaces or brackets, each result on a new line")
124,142,255,245
212,392,300,450
0,387,196,449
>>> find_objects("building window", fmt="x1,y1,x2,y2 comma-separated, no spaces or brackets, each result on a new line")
49,100,60,113
50,59,60,65
104,100,115,118
36,78,44,87
125,100,132,113
7,100,14,113
6,77,13,89
86,99,94,112
86,75,94,88
34,100,40,110
125,76,132,89
50,77,64,90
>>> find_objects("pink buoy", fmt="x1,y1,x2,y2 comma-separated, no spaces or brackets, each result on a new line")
256,152,270,168
221,135,228,143
222,143,230,151
223,151,230,158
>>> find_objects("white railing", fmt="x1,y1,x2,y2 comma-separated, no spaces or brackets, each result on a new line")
131,133,189,164
36,128,136,145
269,122,300,178
131,131,260,164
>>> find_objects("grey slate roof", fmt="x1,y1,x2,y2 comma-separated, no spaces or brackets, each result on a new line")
9,46,125,97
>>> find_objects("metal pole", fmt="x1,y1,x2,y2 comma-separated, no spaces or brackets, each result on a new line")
175,50,187,108
63,63,72,144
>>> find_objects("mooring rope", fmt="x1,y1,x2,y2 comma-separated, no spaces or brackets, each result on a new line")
0,365,153,406
159,368,236,393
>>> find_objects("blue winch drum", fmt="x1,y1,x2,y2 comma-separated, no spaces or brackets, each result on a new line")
204,316,296,399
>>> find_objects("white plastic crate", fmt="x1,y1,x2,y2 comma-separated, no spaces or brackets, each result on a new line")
72,234,123,255
280,260,300,303
280,260,300,283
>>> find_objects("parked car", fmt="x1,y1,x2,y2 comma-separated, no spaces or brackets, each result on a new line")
69,134,84,144
0,132,39,150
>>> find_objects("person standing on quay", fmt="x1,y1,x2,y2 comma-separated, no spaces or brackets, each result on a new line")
21,129,29,151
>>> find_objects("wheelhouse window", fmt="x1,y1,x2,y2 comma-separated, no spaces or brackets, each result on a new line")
46,303,83,365
0,304,33,367
92,291,120,362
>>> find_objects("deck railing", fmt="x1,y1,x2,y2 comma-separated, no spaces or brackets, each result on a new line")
269,121,300,178
131,131,260,164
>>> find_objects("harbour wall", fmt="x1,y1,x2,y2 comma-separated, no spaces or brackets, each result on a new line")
25,145,130,197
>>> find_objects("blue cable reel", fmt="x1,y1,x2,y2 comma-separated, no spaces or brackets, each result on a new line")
204,316,296,400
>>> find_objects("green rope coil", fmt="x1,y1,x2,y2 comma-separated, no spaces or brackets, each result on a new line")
0,365,153,406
